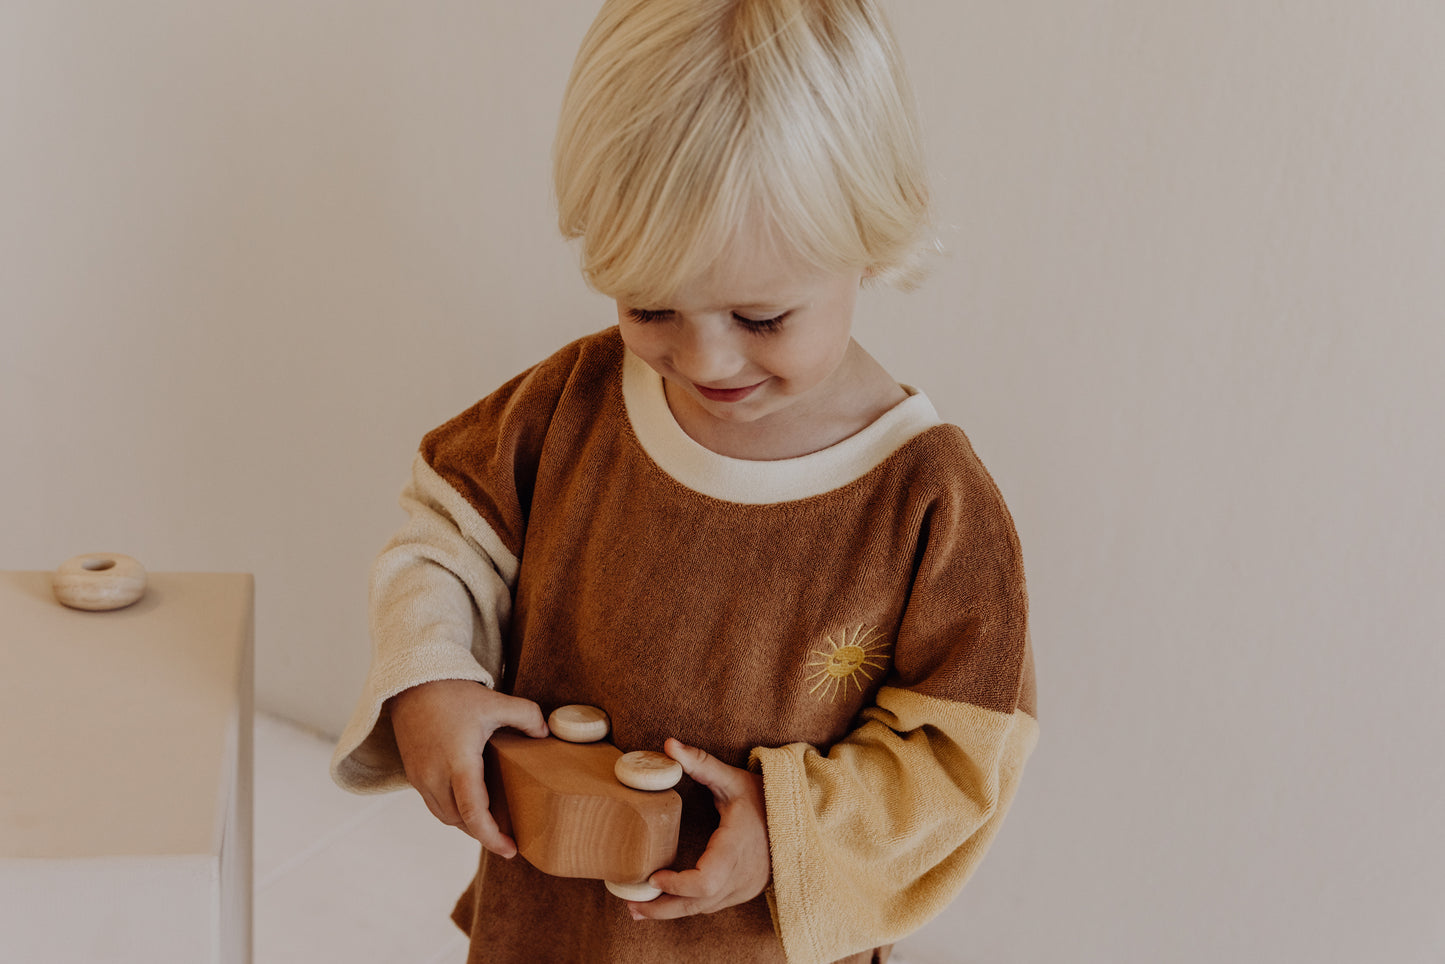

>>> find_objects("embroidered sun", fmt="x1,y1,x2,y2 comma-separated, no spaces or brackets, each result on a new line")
806,625,890,702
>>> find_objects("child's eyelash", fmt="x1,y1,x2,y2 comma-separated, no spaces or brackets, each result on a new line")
734,313,788,333
626,308,672,324
624,307,789,334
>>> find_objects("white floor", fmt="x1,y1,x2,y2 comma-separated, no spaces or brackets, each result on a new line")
254,713,918,964
254,713,474,964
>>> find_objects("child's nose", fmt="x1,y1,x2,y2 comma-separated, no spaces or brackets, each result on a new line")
672,320,745,382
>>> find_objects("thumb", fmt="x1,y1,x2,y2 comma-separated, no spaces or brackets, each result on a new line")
664,738,747,803
491,692,550,739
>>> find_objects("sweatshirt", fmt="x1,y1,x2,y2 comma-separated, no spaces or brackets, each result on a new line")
331,327,1037,964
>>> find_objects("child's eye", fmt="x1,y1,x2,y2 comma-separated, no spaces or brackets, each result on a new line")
732,312,788,334
625,306,788,334
626,307,673,324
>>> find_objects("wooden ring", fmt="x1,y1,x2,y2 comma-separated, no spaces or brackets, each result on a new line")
53,553,147,611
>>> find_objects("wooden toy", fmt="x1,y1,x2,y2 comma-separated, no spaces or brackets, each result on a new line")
52,552,147,611
486,724,682,901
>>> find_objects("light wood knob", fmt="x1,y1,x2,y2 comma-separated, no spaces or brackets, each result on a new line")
605,878,663,902
548,704,610,743
614,751,683,791
52,553,147,611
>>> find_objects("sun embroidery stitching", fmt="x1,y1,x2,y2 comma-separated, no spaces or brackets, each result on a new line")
806,624,890,702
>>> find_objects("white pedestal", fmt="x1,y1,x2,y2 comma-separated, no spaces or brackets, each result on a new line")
0,571,253,964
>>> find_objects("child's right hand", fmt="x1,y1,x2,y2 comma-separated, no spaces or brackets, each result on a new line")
387,679,549,857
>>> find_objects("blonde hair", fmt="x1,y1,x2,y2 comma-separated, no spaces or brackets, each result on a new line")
554,0,930,305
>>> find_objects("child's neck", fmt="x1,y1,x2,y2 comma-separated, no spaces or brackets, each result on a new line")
664,342,908,461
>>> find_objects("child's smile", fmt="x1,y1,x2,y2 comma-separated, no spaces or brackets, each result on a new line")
694,380,768,404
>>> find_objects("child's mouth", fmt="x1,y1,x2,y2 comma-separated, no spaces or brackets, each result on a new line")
695,381,766,403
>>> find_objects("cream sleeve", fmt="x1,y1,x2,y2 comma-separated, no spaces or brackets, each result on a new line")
330,454,520,793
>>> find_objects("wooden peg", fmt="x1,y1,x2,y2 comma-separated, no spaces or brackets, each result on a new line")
486,732,681,886
548,704,610,743
614,751,683,791
605,878,664,901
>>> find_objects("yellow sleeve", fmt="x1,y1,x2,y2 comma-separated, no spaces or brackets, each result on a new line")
751,684,1038,964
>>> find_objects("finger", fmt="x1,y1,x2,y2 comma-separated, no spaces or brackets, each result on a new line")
415,783,463,830
648,866,717,900
627,863,730,920
453,769,517,857
627,892,714,921
628,869,717,920
664,739,747,802
490,692,550,739
405,759,469,828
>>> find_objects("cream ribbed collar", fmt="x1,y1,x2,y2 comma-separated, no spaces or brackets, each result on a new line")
621,346,942,505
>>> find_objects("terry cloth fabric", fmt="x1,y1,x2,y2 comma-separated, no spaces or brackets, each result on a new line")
331,327,1038,964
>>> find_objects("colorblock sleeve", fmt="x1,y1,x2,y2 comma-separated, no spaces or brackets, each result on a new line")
330,337,595,793
751,688,1036,964
329,455,521,793
751,458,1038,964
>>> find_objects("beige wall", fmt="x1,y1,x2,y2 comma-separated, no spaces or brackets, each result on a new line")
3,2,1441,960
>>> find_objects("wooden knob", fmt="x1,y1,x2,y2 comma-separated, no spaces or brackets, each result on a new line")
548,704,610,743
53,553,147,611
614,751,683,791
605,878,663,902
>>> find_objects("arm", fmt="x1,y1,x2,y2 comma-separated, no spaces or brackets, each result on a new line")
331,336,601,798
338,468,548,852
752,469,1038,964
330,454,524,793
752,683,1037,964
626,685,1036,947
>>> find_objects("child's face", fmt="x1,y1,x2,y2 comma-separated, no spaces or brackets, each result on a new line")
615,219,865,446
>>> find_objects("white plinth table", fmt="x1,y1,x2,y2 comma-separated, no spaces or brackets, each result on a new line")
0,571,253,963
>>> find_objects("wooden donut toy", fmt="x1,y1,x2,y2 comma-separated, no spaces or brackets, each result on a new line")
52,553,147,611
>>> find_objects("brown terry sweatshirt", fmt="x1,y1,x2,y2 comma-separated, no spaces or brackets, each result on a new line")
332,328,1037,964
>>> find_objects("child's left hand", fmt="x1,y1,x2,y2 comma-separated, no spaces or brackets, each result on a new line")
626,738,771,921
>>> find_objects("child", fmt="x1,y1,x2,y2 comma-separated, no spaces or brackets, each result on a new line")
331,1,1037,962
